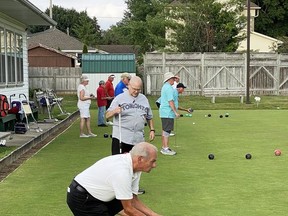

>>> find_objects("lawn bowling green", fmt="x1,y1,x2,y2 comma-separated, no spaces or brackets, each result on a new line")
1,109,288,216
142,110,288,215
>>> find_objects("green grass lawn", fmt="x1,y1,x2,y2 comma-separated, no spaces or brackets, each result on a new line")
1,95,288,215
0,146,17,158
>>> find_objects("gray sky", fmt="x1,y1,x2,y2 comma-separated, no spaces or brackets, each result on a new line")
29,0,126,30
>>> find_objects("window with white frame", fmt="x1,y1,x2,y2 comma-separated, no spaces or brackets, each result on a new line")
0,27,24,87
0,28,5,85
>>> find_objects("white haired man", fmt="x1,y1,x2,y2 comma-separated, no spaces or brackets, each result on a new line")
67,142,162,216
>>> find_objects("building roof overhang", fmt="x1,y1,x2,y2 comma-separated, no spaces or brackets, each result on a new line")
0,0,56,26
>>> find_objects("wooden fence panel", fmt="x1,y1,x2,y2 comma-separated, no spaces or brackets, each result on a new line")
144,52,288,96
29,67,81,94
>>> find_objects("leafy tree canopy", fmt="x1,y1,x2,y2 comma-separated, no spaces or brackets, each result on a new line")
167,0,246,52
28,5,102,46
254,0,288,38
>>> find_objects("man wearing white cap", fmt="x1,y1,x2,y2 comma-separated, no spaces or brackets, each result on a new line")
159,72,180,155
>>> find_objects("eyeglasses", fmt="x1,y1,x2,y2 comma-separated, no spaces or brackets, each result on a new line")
130,85,141,92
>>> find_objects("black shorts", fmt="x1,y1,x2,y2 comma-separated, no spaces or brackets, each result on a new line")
111,138,133,155
161,118,174,132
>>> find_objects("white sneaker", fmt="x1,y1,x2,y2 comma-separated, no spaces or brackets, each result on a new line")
106,121,113,126
160,148,176,155
88,133,97,137
80,134,89,138
169,133,175,136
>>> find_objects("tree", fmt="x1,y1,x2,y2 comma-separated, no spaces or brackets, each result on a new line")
101,24,131,45
254,0,288,38
28,6,102,46
72,11,102,46
125,0,169,21
102,0,169,53
167,0,246,52
82,44,88,53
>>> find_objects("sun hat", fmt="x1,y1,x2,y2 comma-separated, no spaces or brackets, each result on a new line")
81,75,89,82
163,72,177,83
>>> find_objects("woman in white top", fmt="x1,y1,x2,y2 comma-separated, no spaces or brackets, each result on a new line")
77,75,97,137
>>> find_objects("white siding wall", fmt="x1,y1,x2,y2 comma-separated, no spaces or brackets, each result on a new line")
237,32,279,52
0,18,29,101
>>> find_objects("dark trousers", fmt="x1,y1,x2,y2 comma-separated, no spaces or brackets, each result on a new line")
111,138,133,155
67,180,123,216
106,99,113,113
106,99,113,122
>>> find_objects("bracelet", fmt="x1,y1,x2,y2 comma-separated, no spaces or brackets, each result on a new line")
150,129,155,132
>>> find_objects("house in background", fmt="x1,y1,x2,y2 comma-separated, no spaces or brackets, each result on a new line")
28,43,77,67
0,0,56,98
28,28,105,66
96,45,139,56
166,0,282,52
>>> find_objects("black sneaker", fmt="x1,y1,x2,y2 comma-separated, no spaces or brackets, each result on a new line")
138,188,145,195
98,124,108,127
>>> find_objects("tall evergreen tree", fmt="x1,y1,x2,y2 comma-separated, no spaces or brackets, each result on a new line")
72,11,102,46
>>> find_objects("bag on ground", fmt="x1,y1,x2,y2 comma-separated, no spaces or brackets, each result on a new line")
0,94,9,117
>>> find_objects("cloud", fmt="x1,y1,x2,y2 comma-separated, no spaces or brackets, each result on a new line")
87,3,126,29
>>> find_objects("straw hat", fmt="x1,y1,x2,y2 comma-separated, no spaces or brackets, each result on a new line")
163,72,177,83
81,75,89,82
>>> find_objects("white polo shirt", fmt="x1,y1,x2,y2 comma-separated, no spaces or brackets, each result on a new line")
75,153,141,202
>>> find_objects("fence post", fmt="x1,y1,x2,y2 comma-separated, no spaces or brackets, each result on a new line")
240,95,244,103
200,53,204,96
53,72,56,92
211,96,215,103
276,54,280,95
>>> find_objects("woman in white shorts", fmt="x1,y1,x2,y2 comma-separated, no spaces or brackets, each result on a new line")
77,75,97,138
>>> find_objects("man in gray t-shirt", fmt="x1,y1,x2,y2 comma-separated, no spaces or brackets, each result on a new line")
106,76,155,155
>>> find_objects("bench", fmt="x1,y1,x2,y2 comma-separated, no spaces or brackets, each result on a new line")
0,114,16,132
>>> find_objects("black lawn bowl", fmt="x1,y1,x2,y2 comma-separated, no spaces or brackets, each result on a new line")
225,114,229,117
188,108,194,113
104,133,109,138
180,114,183,117
208,154,215,160
144,123,148,126
208,114,212,117
219,115,223,118
245,153,252,159
110,134,113,138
